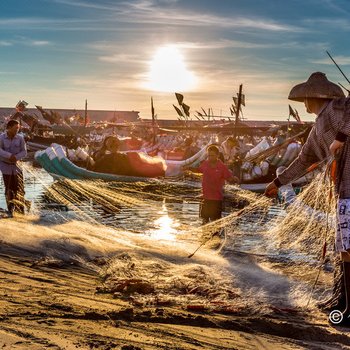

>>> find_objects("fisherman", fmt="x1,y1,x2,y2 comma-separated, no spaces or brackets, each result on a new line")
221,136,239,162
183,136,200,159
264,72,350,322
11,100,28,124
0,119,28,217
221,136,241,177
187,144,239,224
10,100,39,133
92,135,116,161
239,135,255,157
92,136,132,175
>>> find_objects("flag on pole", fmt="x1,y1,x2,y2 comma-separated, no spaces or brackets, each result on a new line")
288,104,295,117
201,107,208,116
175,93,184,105
173,104,184,117
294,109,302,123
182,103,190,117
289,104,301,123
151,97,155,120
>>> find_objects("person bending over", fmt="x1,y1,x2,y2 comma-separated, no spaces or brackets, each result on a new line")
265,72,350,322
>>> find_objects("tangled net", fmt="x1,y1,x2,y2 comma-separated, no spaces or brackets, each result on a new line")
17,162,337,312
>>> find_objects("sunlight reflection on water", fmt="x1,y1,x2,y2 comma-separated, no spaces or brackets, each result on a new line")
147,200,181,241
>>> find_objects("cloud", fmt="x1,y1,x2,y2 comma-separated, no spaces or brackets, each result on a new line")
0,17,102,31
50,0,116,11
122,12,299,32
64,73,141,91
0,36,52,47
48,0,301,32
317,0,350,15
177,40,270,50
98,53,145,64
0,37,52,47
176,39,327,51
30,40,51,46
0,40,12,46
311,56,350,65
302,18,350,30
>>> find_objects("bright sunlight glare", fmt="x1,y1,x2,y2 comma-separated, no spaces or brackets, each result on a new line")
146,45,196,92
147,201,179,241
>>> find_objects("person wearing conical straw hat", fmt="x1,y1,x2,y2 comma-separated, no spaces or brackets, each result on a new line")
11,100,28,125
265,72,350,322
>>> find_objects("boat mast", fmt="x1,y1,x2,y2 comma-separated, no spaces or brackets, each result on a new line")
84,99,88,127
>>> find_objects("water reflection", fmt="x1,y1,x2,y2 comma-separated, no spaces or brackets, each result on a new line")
0,164,53,209
1,164,302,263
148,200,180,241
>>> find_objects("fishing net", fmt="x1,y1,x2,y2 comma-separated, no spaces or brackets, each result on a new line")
0,162,337,315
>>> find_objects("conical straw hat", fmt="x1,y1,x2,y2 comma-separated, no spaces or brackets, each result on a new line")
16,100,28,110
288,72,345,102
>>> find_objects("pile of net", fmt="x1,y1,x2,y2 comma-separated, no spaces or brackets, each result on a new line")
8,163,336,314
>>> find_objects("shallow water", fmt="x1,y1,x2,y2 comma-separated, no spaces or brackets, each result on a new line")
0,163,204,238
0,163,323,272
0,163,53,210
0,163,281,248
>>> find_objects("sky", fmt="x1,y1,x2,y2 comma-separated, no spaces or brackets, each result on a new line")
1,0,350,122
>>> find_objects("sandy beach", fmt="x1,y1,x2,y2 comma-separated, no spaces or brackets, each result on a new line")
0,166,346,350
2,0,350,349
1,217,350,350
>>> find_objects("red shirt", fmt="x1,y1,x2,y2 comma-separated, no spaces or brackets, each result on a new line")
198,160,233,200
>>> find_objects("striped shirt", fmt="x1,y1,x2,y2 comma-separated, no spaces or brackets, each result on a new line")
277,97,350,199
0,132,27,175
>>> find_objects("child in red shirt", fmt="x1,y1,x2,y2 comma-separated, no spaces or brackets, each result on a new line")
196,145,239,224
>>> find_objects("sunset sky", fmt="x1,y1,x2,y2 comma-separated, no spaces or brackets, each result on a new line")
1,0,350,121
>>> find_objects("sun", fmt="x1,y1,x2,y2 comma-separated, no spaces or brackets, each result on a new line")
146,45,196,92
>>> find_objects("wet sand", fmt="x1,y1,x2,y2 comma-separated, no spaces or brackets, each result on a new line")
1,242,350,350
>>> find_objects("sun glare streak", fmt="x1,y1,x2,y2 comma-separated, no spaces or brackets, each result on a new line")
146,45,196,92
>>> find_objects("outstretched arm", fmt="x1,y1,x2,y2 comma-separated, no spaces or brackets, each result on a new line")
265,127,319,197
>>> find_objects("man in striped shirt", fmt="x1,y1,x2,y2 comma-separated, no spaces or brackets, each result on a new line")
265,72,350,323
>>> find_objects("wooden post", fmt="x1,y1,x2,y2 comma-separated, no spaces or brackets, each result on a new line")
84,99,88,127
151,97,156,145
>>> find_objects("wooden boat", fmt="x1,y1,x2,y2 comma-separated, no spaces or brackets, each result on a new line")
34,144,314,194
34,144,207,181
